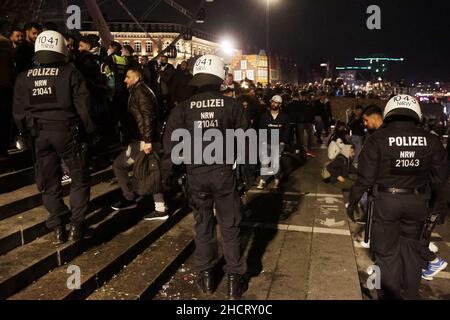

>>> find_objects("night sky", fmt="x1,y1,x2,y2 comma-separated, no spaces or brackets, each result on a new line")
75,0,450,82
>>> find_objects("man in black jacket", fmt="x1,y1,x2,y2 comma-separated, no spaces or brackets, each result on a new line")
348,105,365,167
76,36,108,128
170,61,195,106
111,67,167,221
292,91,316,156
0,28,15,159
257,95,290,190
15,22,42,73
157,55,175,118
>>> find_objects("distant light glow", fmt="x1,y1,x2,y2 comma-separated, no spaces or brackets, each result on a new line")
354,57,405,62
220,39,235,56
335,66,371,70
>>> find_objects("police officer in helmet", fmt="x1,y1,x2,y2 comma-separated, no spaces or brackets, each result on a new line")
162,55,248,300
13,30,95,244
348,94,448,299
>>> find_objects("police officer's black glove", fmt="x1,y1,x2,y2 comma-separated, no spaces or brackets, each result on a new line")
345,203,356,223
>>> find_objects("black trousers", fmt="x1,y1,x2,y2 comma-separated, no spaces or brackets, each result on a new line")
188,167,247,275
371,192,429,300
296,123,314,152
35,129,90,229
0,87,13,155
419,240,436,268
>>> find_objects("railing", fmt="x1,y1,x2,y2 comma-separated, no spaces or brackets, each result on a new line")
81,21,218,42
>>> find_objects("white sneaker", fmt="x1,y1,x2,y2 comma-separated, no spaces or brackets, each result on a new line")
256,180,266,190
61,175,72,185
360,240,370,249
144,211,169,221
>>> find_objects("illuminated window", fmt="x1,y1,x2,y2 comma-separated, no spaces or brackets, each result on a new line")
259,59,268,68
246,70,254,81
123,40,130,46
258,69,268,78
134,41,141,53
146,41,152,53
241,60,247,70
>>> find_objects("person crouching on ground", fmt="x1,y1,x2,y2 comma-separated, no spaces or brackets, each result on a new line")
111,67,168,221
324,139,356,190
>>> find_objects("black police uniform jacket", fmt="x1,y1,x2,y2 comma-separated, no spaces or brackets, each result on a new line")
125,81,158,144
13,63,95,134
349,121,448,206
162,90,248,175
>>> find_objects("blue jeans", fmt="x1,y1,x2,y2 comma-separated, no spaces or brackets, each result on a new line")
351,135,364,165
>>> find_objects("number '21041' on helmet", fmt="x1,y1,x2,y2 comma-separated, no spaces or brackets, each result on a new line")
384,94,422,122
189,54,226,87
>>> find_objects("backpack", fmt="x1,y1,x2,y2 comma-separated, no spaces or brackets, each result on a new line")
133,152,163,196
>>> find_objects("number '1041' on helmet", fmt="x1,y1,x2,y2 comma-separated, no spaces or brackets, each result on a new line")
384,94,422,122
189,54,226,87
34,30,69,65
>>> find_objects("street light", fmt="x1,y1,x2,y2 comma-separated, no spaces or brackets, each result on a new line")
220,39,235,56
217,37,236,65
321,62,330,78
264,0,278,86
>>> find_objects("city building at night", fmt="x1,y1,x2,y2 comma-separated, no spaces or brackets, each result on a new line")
229,50,298,85
81,21,223,65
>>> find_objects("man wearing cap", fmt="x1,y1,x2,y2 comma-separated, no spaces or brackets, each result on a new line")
256,95,290,190
13,30,95,244
347,95,448,299
162,54,248,300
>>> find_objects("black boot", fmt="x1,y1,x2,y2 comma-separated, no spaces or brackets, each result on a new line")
53,226,67,245
227,274,247,300
197,270,214,294
68,224,84,242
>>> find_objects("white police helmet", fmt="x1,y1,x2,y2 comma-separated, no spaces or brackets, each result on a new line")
34,30,68,65
384,94,422,122
189,54,226,87
271,95,283,104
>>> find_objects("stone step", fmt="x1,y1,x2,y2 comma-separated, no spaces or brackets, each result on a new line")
0,167,35,194
0,150,32,175
0,192,177,299
0,143,122,195
0,181,121,255
0,167,115,221
9,204,189,300
87,214,195,300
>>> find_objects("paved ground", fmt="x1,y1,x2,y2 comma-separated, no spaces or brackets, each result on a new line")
156,145,363,300
155,142,450,300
